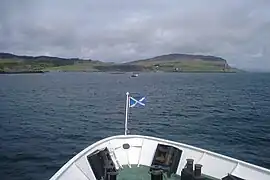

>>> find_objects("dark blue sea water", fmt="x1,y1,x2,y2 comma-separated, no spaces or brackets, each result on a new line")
0,72,270,180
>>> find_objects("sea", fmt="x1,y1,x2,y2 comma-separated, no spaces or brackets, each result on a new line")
0,72,270,180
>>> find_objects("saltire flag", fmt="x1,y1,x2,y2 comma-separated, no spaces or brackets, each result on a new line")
129,96,146,108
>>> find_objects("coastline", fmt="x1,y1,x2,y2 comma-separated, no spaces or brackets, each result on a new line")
0,70,241,74
0,70,47,74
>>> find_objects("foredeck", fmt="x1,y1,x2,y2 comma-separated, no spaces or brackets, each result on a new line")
118,165,216,180
50,135,270,180
118,166,180,180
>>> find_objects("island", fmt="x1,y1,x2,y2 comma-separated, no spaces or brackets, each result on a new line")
0,52,240,74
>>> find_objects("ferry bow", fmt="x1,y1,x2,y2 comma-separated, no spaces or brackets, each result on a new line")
50,92,270,180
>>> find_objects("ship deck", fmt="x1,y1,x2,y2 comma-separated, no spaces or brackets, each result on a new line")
118,165,180,180
118,165,216,180
50,135,270,180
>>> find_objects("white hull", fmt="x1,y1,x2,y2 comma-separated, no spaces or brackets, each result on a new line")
50,135,270,180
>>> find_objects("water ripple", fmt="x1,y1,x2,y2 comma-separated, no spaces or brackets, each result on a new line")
0,72,270,180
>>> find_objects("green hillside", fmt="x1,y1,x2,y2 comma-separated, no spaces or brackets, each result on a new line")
0,53,239,73
0,53,103,73
126,54,233,72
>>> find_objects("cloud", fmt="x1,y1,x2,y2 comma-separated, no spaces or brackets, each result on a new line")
0,0,270,70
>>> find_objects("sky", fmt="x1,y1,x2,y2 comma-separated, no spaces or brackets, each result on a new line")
0,0,270,71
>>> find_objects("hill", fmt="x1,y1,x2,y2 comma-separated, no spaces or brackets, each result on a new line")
126,54,233,72
0,52,238,73
0,53,104,73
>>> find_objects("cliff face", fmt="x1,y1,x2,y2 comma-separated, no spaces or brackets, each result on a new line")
0,52,234,72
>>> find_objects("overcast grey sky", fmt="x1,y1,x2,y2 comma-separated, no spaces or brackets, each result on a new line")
0,0,270,70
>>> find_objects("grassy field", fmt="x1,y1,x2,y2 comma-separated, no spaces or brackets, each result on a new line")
0,59,54,72
45,62,98,72
128,59,231,72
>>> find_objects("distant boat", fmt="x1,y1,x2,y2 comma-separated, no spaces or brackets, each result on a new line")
131,73,139,77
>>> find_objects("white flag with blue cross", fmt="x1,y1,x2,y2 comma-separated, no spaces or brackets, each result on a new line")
124,92,146,135
129,96,146,108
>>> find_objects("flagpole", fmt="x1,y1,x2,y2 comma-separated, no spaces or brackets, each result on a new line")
124,92,129,135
